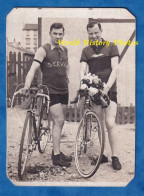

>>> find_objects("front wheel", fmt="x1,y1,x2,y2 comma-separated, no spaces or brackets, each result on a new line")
18,112,33,179
37,102,51,153
75,111,105,178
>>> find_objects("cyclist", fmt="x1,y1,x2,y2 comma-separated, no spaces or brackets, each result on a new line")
20,23,72,167
80,21,121,170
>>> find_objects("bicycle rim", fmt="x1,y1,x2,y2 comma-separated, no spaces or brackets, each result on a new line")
18,112,33,179
38,103,51,153
75,111,104,178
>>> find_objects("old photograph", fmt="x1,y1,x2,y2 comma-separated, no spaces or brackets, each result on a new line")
6,8,135,186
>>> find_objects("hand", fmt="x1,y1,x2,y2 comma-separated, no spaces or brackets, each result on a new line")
80,83,88,90
18,87,29,95
92,75,100,85
103,83,110,95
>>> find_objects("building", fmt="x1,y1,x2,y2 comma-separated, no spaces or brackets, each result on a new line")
22,24,38,53
6,38,34,59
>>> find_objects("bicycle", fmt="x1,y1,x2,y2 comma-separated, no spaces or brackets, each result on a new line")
73,74,110,178
11,85,51,179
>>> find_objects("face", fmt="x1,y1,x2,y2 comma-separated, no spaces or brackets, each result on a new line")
49,28,64,45
87,24,102,42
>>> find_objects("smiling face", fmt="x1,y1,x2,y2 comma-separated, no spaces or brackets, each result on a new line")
49,28,64,45
87,24,102,42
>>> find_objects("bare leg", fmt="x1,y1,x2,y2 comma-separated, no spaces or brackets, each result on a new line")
92,104,105,148
105,101,118,157
50,103,65,155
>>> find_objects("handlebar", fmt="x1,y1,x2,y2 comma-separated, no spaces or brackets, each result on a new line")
36,93,50,101
11,87,50,108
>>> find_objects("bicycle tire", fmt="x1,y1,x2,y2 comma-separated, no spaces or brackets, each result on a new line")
75,111,105,178
38,102,51,153
18,111,33,179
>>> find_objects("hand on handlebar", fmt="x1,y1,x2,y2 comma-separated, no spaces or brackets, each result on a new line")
18,87,29,95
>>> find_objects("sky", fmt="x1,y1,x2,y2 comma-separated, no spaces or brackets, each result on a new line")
6,8,134,43
6,8,39,42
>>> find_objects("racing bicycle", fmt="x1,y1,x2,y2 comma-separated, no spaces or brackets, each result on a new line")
11,85,51,179
72,75,110,178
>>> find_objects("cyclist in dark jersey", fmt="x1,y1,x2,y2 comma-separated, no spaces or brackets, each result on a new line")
20,23,72,167
80,22,121,170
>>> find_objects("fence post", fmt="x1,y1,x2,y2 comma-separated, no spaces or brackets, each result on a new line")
18,52,22,105
74,104,78,122
8,52,13,99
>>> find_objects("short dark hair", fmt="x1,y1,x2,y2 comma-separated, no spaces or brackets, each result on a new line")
87,22,102,31
50,23,65,33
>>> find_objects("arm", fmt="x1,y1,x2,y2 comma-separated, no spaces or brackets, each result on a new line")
104,56,119,94
80,62,88,81
24,61,41,90
21,47,46,93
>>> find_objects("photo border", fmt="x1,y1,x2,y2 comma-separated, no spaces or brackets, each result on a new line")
0,0,144,195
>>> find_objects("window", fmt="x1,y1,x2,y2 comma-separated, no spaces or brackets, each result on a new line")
34,30,37,37
26,30,30,36
33,38,37,46
26,38,30,45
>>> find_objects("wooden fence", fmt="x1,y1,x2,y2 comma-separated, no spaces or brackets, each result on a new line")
7,52,34,100
65,105,135,124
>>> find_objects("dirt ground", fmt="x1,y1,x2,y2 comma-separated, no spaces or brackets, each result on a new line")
7,107,135,187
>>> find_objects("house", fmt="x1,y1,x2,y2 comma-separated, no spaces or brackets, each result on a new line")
22,24,38,52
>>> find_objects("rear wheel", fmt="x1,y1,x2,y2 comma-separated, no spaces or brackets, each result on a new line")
38,102,51,153
75,111,105,178
18,112,33,179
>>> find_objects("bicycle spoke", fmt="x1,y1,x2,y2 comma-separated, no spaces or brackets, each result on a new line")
38,102,52,153
75,111,104,178
18,112,34,179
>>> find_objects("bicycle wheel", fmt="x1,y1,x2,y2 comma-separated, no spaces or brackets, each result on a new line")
75,111,105,178
38,102,51,153
18,111,33,179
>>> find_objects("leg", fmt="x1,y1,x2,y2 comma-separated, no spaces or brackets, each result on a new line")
105,101,118,157
92,103,105,143
105,101,121,170
91,103,108,163
50,103,65,155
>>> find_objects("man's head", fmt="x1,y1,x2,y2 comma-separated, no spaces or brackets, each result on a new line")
87,22,102,42
49,23,65,45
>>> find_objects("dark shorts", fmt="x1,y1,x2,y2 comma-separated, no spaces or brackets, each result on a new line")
108,90,117,103
91,90,117,105
49,93,69,107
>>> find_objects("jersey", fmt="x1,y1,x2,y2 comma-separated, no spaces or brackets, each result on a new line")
34,43,69,94
80,39,119,92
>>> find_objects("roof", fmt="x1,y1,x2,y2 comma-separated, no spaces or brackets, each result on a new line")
23,24,38,30
8,42,34,55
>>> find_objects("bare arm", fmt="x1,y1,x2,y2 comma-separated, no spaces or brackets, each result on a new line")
104,56,119,93
22,47,46,92
80,62,88,81
24,61,41,90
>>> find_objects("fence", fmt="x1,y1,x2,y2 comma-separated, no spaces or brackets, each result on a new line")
7,52,34,100
7,52,135,124
65,105,135,124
